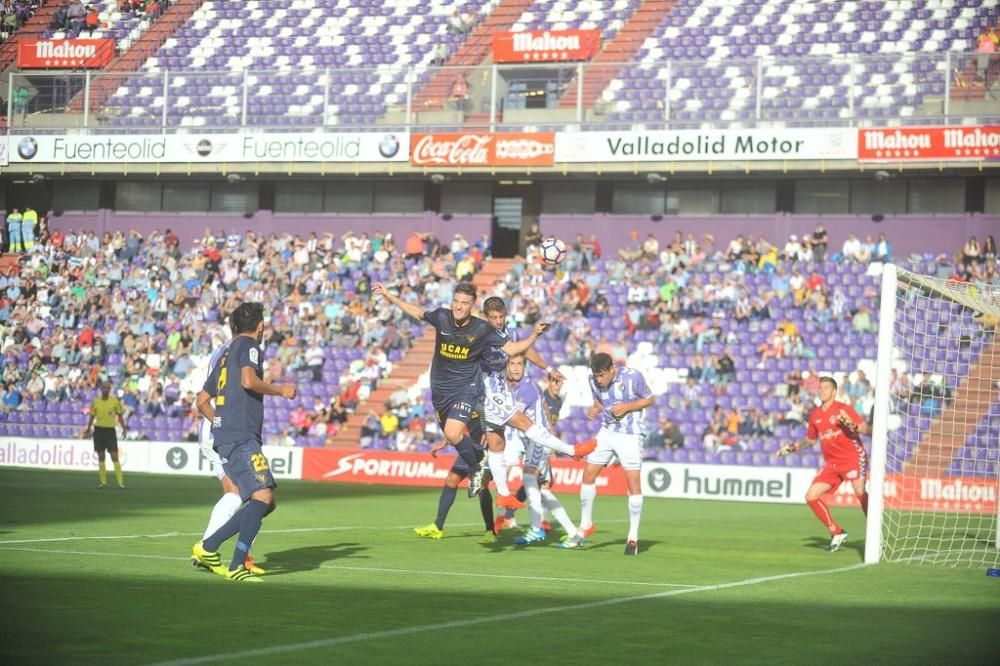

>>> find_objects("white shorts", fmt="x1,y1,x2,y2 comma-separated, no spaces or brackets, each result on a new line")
199,419,227,481
504,430,525,467
523,438,551,476
585,428,644,471
483,378,519,428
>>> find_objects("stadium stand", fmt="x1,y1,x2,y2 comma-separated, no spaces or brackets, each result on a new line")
0,222,489,447
102,0,498,128
603,0,1000,125
80,0,999,128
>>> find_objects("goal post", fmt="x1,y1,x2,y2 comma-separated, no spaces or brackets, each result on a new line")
865,264,1000,567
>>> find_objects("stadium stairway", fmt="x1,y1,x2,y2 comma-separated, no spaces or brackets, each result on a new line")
66,0,205,115
411,0,534,112
905,336,1000,475
324,257,520,448
0,1,60,74
556,0,672,110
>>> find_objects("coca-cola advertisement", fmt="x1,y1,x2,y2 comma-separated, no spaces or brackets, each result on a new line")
493,29,601,63
17,38,116,69
410,132,556,167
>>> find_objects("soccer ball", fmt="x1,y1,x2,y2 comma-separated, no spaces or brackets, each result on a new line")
539,237,567,266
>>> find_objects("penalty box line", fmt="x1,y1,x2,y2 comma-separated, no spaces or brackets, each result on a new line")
145,563,869,666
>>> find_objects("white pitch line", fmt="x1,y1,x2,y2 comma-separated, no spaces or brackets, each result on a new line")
318,564,702,588
0,546,190,562
0,545,701,589
146,563,870,666
0,520,630,546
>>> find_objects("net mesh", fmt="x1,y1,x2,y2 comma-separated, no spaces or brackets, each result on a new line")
880,268,1000,566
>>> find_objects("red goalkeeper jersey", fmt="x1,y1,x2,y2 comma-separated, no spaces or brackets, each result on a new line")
807,401,866,465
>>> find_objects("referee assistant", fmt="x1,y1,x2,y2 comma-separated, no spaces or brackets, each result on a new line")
82,381,128,489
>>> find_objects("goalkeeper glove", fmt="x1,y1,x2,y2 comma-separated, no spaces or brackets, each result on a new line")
775,443,796,458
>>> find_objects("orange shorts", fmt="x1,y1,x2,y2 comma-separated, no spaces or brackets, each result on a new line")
812,459,866,488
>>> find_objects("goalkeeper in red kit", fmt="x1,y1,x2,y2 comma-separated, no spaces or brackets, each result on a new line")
776,376,868,552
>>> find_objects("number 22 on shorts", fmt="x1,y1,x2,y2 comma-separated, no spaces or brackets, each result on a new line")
250,453,269,472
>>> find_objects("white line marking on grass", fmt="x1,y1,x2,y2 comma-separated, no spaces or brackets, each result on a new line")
0,546,701,588
0,532,187,545
0,520,631,545
145,563,869,666
0,546,189,562
318,564,702,588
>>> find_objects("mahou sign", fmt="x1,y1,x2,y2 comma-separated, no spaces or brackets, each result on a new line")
410,133,555,167
493,29,601,62
17,39,116,69
857,126,1000,161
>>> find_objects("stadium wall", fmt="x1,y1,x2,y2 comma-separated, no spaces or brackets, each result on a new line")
43,208,999,256
539,213,1000,257
48,210,493,247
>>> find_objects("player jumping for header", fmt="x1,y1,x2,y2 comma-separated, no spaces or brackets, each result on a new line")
372,281,548,498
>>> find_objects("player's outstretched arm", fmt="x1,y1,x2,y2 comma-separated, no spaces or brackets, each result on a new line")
372,282,425,321
775,438,812,458
501,321,550,357
525,346,564,381
240,366,297,399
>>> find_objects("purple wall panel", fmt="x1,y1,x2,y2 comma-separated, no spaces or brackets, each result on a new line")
539,213,1000,257
49,210,492,249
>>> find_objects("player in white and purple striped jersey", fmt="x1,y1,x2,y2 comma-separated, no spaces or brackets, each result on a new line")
558,353,654,556
502,355,579,546
191,340,263,575
479,297,596,511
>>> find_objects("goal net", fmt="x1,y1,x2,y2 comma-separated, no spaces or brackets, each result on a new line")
865,265,1000,567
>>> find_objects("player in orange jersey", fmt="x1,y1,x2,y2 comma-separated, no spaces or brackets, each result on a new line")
777,376,869,552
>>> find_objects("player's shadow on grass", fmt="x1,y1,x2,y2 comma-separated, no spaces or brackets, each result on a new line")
802,536,864,559
583,539,663,553
259,542,369,575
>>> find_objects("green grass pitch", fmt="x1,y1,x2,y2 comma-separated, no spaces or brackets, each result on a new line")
0,468,997,665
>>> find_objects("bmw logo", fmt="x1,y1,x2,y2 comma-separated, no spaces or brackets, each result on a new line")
378,134,400,159
17,137,38,160
196,139,213,157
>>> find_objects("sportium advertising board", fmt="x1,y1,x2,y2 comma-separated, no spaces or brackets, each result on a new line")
492,29,601,63
410,133,556,167
857,125,1000,161
555,127,858,162
6,132,409,164
17,38,116,68
301,448,628,495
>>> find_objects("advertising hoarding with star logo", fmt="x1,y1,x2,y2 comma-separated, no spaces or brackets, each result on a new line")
492,29,601,63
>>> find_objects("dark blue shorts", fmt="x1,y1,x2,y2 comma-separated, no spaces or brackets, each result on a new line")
450,441,486,477
434,395,485,441
218,439,276,502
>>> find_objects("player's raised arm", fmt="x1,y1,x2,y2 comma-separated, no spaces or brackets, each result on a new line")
372,282,425,321
500,321,550,357
525,346,564,381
